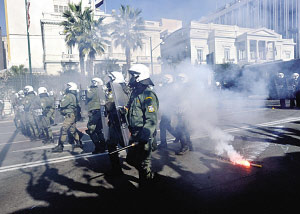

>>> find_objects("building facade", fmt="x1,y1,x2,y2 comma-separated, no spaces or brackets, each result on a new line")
161,21,295,67
199,0,300,58
0,27,6,70
4,0,164,75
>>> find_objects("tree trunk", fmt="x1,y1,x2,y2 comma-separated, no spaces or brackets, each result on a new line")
124,47,131,81
79,52,85,76
125,47,131,70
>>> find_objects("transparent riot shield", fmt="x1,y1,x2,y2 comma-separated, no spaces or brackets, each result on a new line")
98,86,109,141
110,82,130,147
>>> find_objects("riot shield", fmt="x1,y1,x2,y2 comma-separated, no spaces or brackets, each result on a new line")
53,97,62,125
110,82,130,147
97,86,109,141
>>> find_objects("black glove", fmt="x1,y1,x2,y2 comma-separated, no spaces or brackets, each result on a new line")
118,106,127,115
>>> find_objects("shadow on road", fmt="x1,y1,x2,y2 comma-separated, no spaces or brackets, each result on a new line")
8,140,300,214
237,125,300,147
0,129,19,167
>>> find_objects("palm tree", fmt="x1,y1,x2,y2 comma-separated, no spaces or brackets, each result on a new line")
61,1,107,76
110,5,145,71
9,65,28,90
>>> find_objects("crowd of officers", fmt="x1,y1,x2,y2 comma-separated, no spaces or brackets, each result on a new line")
13,86,55,143
270,72,300,108
12,64,190,187
11,64,300,187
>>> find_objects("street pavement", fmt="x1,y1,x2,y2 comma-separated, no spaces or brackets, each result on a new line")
1,99,300,213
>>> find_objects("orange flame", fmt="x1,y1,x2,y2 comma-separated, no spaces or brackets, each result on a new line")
233,159,251,168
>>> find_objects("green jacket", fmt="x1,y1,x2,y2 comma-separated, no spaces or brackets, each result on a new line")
60,91,77,115
127,86,159,143
24,92,41,112
86,86,101,111
40,95,55,115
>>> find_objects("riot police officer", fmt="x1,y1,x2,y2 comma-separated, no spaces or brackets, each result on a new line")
274,73,288,108
125,64,159,187
86,77,106,154
38,87,55,143
52,82,83,152
157,74,178,149
174,73,194,155
0,99,4,119
24,85,42,140
290,73,300,108
105,71,129,175
13,90,27,135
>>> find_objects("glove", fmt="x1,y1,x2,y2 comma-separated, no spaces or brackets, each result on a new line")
118,106,128,115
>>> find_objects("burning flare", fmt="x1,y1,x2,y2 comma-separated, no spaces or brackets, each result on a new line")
233,159,251,168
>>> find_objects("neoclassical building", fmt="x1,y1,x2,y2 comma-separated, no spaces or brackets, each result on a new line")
3,0,166,75
161,21,295,67
199,0,300,58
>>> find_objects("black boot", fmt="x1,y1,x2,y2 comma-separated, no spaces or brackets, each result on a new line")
175,145,189,155
52,144,63,153
73,140,83,149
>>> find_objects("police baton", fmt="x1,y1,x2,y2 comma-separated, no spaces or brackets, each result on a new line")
109,143,138,155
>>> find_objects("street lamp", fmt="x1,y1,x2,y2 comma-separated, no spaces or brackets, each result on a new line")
149,37,164,75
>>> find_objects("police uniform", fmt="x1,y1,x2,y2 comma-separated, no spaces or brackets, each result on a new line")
52,89,82,152
13,94,27,135
24,92,41,139
0,99,4,119
39,93,55,143
86,86,106,153
274,74,288,108
157,78,178,149
126,85,159,185
105,82,130,175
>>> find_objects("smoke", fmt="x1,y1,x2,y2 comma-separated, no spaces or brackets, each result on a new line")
156,60,269,162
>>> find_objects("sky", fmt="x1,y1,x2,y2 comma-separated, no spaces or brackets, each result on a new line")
0,0,234,36
104,0,233,22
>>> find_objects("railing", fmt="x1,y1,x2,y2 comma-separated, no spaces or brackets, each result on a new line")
45,54,79,62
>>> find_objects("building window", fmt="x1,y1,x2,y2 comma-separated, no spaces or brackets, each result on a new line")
59,5,64,13
197,49,203,63
54,5,58,13
224,48,230,61
285,51,291,59
54,4,68,13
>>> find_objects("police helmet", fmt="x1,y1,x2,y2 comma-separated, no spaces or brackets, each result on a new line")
277,73,284,78
67,82,78,91
292,73,299,79
17,90,24,96
177,73,188,83
163,74,173,84
110,71,125,84
48,90,54,96
128,64,154,86
91,77,103,87
38,87,48,95
24,85,34,94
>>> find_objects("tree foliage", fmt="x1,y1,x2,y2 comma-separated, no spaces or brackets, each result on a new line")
61,1,107,76
110,5,145,69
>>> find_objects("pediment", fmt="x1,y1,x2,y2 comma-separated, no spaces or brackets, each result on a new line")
246,28,280,38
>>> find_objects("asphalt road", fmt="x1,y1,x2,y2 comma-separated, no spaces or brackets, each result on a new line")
1,99,300,213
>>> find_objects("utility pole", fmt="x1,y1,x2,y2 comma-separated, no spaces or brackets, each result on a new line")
150,37,153,75
25,0,32,85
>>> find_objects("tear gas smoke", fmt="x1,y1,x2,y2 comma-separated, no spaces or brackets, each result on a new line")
156,60,269,163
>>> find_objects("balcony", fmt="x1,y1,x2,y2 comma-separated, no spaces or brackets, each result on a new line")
44,54,79,63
